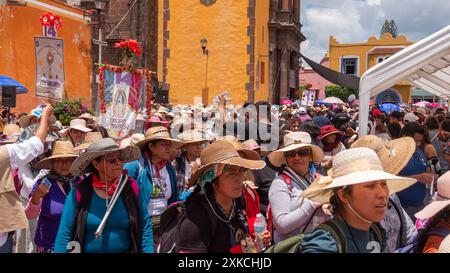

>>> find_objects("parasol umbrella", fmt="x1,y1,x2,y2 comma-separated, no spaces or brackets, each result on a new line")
426,102,441,109
0,75,29,94
379,103,400,114
323,96,344,104
414,101,429,108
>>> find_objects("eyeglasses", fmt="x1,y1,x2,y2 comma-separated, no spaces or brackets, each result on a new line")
103,153,126,164
223,167,247,176
285,149,311,158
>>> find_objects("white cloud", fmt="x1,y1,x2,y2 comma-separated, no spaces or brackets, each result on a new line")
300,0,449,66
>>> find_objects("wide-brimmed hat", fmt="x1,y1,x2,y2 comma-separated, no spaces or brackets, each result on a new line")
404,112,418,123
19,112,56,128
187,141,265,188
74,132,104,152
320,125,341,140
242,139,260,151
35,141,78,169
351,135,415,175
0,124,22,144
176,130,209,148
59,119,92,137
438,235,450,253
70,138,141,176
135,126,182,150
78,113,97,124
415,171,450,220
302,148,417,204
217,137,260,161
267,131,324,167
120,133,145,148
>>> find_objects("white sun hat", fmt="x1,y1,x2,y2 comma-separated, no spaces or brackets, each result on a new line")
302,147,417,204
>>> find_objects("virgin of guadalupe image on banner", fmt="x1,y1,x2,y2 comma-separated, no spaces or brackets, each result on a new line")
99,69,144,139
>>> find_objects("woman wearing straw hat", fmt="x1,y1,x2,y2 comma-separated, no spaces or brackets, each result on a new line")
173,130,208,200
175,141,268,253
300,148,416,253
24,141,77,252
351,135,419,252
267,132,328,243
124,126,182,247
59,119,92,147
414,171,450,253
53,138,153,253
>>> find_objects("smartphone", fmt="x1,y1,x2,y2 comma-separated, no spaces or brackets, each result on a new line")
43,179,52,189
32,103,47,118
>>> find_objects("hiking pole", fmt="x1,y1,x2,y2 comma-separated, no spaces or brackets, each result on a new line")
95,173,128,239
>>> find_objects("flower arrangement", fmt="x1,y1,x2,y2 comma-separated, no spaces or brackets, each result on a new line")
53,99,95,126
40,12,62,29
114,39,142,65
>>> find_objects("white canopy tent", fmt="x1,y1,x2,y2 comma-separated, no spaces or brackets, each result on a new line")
358,25,450,136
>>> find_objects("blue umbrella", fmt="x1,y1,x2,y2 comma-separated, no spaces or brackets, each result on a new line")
379,103,400,114
0,75,29,94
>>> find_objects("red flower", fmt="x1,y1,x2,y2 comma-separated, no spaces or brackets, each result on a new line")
40,13,62,28
114,39,142,57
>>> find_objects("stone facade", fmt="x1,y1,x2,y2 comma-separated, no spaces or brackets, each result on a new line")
268,0,305,104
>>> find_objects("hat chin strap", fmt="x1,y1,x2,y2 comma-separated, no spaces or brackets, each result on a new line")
346,203,372,225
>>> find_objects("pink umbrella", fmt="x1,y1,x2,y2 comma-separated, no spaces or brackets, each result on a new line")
280,99,292,105
414,101,429,107
426,102,441,109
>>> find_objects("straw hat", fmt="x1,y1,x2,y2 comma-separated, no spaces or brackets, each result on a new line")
74,132,104,151
120,133,145,148
351,135,415,175
242,139,260,151
302,148,417,204
219,136,259,160
267,131,324,167
59,119,92,137
70,138,141,176
176,130,209,148
19,112,56,128
187,141,265,188
78,113,97,124
35,141,78,169
415,171,450,219
438,235,450,253
0,124,22,144
135,126,183,150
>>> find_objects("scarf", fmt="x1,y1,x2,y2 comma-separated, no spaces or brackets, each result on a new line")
197,164,231,193
92,175,118,197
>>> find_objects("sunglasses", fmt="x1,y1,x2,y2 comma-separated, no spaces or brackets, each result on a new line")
285,149,311,158
103,153,127,164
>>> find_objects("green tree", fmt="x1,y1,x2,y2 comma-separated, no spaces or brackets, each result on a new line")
380,19,399,38
325,85,358,102
389,20,398,38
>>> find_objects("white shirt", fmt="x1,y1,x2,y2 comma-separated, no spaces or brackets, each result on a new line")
1,136,43,248
147,165,172,216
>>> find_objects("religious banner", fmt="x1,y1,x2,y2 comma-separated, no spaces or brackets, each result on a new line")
34,36,65,100
98,64,153,139
300,89,316,106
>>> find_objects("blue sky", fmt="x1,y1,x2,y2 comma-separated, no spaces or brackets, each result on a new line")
300,0,450,64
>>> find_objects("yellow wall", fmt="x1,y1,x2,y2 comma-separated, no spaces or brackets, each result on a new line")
0,1,92,113
254,0,269,102
158,0,269,105
328,33,414,102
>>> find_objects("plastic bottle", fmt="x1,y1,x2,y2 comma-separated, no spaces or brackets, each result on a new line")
254,213,267,251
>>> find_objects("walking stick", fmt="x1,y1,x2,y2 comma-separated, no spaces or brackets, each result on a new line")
95,173,128,239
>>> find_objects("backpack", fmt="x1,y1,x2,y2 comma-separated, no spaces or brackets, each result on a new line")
395,226,450,253
264,218,384,253
158,195,218,253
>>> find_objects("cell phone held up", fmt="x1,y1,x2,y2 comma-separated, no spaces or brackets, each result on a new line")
31,103,47,119
43,179,52,189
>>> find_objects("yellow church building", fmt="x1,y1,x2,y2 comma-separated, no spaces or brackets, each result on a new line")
328,33,415,104
157,0,304,105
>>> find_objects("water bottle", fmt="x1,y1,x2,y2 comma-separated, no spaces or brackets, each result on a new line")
254,213,267,251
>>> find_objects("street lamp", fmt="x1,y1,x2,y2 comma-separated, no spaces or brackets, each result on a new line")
201,38,209,55
94,0,108,11
201,38,209,105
